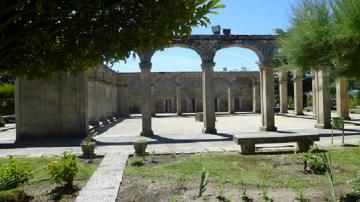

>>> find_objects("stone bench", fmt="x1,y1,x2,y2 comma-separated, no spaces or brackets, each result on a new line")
233,132,320,154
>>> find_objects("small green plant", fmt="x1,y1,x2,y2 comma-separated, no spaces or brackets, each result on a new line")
170,149,176,158
291,180,308,202
47,151,79,189
239,181,252,202
0,158,33,191
150,149,157,163
340,172,360,202
259,181,273,202
216,178,231,202
313,145,336,202
296,147,326,174
348,172,360,194
198,167,209,197
131,159,145,167
176,175,187,192
171,195,179,202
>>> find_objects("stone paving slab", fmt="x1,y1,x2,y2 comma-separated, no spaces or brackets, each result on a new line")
76,153,129,202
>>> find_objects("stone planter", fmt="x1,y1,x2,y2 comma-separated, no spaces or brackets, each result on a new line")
133,140,147,156
195,112,203,122
81,141,96,157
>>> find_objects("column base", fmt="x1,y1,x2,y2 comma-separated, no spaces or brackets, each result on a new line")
177,112,183,116
343,116,351,120
315,123,331,129
253,110,261,113
229,111,235,114
279,111,288,114
259,126,277,132
140,130,154,137
240,144,255,155
294,112,304,116
202,128,217,134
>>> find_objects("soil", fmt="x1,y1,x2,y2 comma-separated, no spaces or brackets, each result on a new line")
117,153,349,202
19,155,103,202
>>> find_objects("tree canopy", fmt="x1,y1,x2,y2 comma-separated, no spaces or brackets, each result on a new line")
0,0,224,79
275,0,360,79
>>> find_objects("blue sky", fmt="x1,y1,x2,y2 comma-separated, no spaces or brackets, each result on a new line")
112,0,300,73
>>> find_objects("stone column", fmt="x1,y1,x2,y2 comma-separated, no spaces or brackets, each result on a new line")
176,85,182,115
228,85,235,114
151,84,155,116
315,68,331,129
278,72,288,113
260,66,277,131
260,70,264,126
201,61,217,134
252,81,261,113
140,62,154,136
311,71,318,117
336,78,350,120
293,70,304,115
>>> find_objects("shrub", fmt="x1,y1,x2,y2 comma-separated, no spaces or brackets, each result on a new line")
47,152,79,189
309,159,327,174
340,172,360,201
296,148,326,174
131,159,145,167
288,96,294,108
0,158,33,191
0,84,14,100
0,115,5,127
0,188,28,202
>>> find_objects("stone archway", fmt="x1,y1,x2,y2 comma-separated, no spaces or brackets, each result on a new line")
137,35,277,136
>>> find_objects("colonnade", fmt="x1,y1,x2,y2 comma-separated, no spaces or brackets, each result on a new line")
139,57,276,136
277,68,350,129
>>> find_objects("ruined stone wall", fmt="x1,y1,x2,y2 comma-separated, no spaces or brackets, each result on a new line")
119,71,258,114
16,72,88,139
87,65,121,124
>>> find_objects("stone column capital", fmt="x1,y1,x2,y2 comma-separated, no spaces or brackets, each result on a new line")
201,61,215,70
139,62,152,70
259,66,273,71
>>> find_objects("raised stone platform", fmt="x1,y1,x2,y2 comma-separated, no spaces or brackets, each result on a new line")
233,131,320,154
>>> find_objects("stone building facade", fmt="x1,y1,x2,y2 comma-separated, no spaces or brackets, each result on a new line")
120,71,258,114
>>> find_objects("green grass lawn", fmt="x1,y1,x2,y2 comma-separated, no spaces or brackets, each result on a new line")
126,148,360,189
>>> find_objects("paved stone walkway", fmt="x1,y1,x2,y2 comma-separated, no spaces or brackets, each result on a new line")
76,153,129,202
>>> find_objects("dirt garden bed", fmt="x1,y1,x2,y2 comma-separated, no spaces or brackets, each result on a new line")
117,148,360,202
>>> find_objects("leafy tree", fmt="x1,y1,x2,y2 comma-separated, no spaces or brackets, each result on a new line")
276,0,360,79
276,0,333,72
331,0,360,77
0,0,224,79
